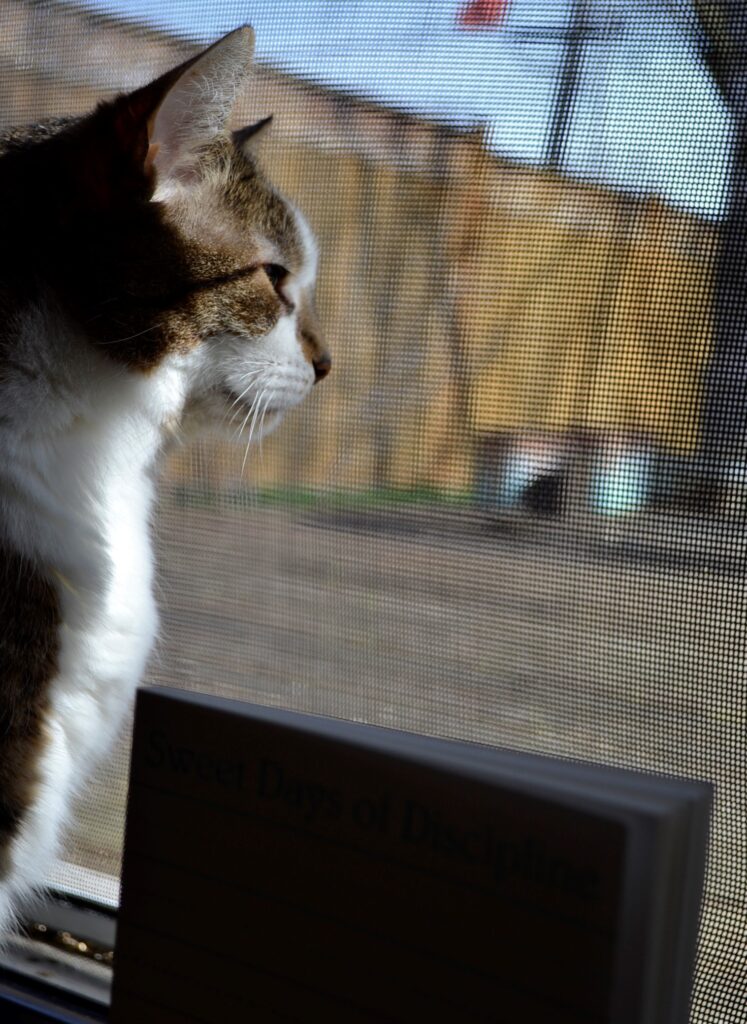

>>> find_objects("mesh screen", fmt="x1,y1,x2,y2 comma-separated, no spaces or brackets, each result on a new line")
2,0,745,1019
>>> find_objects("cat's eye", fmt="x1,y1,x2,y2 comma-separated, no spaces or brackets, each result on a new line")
263,263,289,295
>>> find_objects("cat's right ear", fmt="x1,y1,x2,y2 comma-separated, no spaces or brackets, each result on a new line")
149,26,255,183
109,26,255,194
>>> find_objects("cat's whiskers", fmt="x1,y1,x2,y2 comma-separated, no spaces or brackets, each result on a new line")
240,387,266,448
229,363,276,440
86,297,125,323
99,321,167,346
241,387,271,475
232,390,260,444
225,364,272,415
257,395,272,462
218,361,276,437
223,379,262,436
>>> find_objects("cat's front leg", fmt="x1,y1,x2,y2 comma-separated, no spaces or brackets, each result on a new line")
0,713,76,936
0,546,69,935
0,544,157,935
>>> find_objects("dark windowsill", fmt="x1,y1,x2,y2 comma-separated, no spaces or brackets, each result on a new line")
0,890,115,1023
0,965,108,1023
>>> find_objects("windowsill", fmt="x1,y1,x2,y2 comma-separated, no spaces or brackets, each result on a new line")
0,964,108,1023
0,875,116,1022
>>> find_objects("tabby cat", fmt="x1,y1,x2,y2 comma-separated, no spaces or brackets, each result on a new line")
0,26,329,932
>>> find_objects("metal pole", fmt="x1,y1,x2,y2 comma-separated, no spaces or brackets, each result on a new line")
544,0,591,170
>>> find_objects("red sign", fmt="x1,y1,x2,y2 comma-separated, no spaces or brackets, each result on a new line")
457,0,510,28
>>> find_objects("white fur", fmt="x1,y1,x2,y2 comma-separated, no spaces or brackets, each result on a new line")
0,225,317,931
292,206,320,294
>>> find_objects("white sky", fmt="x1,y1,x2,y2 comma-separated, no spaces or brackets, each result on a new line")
80,0,733,217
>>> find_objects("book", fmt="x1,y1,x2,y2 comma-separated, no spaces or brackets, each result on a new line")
110,686,711,1024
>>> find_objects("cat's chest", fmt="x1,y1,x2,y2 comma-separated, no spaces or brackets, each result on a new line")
50,426,161,723
100,469,156,638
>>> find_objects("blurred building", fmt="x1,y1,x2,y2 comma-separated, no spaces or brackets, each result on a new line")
0,0,716,505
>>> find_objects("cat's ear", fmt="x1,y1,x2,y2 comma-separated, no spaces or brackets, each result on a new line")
147,26,255,182
60,27,253,213
233,115,273,151
105,25,254,194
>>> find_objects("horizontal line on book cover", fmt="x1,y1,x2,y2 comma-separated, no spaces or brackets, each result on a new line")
119,914,601,1024
119,918,410,1024
123,851,508,1022
114,951,306,1024
120,847,610,1023
128,778,618,941
114,988,213,1024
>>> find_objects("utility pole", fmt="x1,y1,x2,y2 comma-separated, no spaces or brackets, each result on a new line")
544,0,592,170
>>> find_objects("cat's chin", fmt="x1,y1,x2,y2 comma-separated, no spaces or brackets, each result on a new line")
218,406,286,445
250,408,285,438
226,402,287,443
176,392,287,445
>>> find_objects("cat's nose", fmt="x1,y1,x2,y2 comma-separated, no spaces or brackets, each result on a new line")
313,353,331,383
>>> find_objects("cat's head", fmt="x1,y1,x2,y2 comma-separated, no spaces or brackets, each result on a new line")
3,28,329,443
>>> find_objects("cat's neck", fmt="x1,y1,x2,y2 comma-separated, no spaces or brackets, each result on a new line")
0,308,187,596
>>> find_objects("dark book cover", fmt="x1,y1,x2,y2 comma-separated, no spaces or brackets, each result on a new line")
111,687,710,1024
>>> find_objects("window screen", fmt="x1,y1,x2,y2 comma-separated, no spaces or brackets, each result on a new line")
2,1,744,1020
